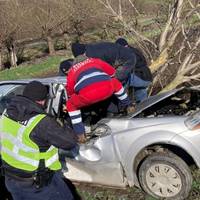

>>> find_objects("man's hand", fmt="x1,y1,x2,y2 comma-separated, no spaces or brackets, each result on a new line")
126,104,135,114
78,133,87,144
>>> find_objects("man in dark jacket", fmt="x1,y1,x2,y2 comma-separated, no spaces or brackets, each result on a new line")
71,41,136,86
0,81,77,200
116,38,153,103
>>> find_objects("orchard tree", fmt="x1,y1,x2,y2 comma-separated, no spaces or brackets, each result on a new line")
0,0,31,68
27,0,69,55
0,0,21,68
59,0,105,47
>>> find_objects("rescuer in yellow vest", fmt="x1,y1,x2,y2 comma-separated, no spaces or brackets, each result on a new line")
0,81,78,200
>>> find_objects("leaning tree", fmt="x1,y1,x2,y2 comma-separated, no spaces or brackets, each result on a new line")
96,0,200,93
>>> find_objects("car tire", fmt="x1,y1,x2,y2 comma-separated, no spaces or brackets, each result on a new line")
138,152,192,200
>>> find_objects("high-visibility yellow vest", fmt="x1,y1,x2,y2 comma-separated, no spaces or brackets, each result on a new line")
0,113,61,171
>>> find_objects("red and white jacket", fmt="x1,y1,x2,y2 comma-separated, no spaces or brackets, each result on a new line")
66,58,115,96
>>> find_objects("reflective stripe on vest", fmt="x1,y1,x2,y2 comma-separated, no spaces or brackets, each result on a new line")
0,114,61,171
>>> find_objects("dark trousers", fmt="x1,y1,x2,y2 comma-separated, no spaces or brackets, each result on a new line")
5,172,74,200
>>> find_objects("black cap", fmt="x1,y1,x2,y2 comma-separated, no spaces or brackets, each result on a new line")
23,81,48,101
115,38,128,46
59,59,74,75
71,42,86,57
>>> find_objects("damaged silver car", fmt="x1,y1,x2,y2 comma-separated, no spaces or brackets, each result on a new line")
1,76,200,200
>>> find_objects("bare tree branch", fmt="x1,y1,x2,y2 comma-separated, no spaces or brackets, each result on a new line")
96,0,157,52
127,0,140,15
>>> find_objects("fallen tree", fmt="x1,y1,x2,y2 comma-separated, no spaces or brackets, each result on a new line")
96,0,200,93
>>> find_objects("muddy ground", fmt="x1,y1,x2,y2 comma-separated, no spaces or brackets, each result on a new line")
75,180,200,200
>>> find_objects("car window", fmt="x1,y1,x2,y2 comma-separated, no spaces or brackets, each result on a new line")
0,84,25,114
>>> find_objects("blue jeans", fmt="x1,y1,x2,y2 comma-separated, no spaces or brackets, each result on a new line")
106,74,151,113
5,172,74,200
129,74,151,103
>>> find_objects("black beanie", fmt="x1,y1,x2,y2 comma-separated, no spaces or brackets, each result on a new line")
59,59,74,75
115,38,128,46
71,43,86,57
23,81,48,101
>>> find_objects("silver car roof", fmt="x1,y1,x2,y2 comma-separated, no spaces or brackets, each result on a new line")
0,76,66,85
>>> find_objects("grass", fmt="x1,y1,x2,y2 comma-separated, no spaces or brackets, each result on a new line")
0,55,65,81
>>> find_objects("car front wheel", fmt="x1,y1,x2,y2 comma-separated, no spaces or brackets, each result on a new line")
138,152,192,200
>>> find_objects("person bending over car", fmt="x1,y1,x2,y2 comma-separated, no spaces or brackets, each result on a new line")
59,58,74,76
71,41,136,86
115,38,152,103
65,54,135,143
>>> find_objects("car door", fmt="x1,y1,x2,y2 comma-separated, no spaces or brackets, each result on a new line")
49,82,66,118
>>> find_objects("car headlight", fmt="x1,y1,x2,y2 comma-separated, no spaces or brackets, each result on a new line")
93,124,111,137
185,110,200,130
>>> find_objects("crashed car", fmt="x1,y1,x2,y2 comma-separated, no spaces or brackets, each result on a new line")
1,76,200,200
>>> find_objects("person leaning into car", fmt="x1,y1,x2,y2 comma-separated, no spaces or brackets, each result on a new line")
65,52,135,143
71,41,136,86
0,81,77,200
115,38,153,103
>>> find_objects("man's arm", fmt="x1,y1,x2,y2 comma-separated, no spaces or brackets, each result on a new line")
115,47,136,83
34,116,77,150
119,46,136,69
66,70,75,97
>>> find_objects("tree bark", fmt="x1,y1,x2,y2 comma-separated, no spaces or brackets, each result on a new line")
161,76,185,93
47,36,55,55
0,47,3,70
9,44,17,67
63,33,69,50
149,48,168,73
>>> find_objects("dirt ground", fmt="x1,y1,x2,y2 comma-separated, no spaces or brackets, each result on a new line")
75,182,200,200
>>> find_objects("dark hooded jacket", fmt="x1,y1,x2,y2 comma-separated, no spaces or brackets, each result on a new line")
85,42,136,84
128,46,152,81
2,95,77,175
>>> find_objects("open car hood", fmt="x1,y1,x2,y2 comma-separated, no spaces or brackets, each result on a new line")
130,86,200,118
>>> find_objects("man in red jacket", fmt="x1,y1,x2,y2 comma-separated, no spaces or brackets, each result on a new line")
66,54,134,143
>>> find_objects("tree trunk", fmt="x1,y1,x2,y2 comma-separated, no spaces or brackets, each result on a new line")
9,44,17,67
63,33,69,50
0,47,3,70
47,36,55,55
149,48,168,73
160,76,185,93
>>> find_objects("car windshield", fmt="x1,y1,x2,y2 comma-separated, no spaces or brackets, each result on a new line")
0,84,25,114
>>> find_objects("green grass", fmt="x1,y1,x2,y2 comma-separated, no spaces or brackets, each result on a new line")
0,56,65,81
